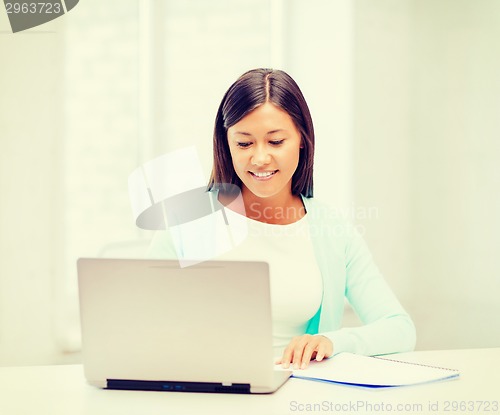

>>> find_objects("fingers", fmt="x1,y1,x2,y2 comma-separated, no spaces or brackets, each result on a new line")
280,337,297,369
280,335,333,369
316,335,334,361
298,339,316,369
315,336,329,362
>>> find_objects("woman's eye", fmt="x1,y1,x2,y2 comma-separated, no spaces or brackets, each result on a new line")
236,142,252,148
269,140,285,146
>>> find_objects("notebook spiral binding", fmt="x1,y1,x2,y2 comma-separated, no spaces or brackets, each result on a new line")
373,356,459,372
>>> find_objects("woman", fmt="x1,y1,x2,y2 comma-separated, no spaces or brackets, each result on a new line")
150,68,416,369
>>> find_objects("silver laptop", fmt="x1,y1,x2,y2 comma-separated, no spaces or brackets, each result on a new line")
77,258,291,394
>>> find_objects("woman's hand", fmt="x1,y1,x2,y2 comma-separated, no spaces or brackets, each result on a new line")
276,334,333,369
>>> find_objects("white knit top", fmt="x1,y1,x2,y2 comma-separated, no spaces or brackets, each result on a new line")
216,209,323,357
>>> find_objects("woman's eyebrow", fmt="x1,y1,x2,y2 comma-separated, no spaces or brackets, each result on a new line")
267,129,285,135
233,131,253,137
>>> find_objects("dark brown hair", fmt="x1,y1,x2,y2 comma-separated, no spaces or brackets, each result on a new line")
207,68,315,198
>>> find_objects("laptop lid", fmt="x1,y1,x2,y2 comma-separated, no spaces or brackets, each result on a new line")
77,258,289,393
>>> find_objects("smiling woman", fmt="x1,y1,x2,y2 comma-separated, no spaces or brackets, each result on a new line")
208,69,314,200
149,68,416,369
226,103,303,223
208,69,314,226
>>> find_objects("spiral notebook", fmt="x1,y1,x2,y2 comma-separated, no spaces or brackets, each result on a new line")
288,352,460,388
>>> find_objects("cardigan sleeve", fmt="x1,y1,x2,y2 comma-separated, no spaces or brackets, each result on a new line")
321,222,416,356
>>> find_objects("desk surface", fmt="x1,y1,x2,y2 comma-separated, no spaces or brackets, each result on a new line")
0,348,499,415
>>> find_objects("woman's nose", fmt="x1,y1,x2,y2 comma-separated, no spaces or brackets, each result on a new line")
251,146,271,166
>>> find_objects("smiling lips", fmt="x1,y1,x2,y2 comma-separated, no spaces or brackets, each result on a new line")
249,170,278,180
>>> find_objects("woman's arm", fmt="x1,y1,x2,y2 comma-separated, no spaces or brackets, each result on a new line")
278,198,416,368
322,223,416,356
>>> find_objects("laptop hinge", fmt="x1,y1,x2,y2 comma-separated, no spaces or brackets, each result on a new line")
107,379,251,394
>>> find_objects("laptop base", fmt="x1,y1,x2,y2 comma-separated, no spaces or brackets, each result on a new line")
107,379,251,394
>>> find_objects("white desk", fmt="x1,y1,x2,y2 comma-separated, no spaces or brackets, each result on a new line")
0,348,498,415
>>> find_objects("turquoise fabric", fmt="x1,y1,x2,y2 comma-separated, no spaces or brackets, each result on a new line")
300,196,416,356
148,195,416,356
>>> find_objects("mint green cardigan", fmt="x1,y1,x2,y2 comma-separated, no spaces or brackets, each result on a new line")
148,196,416,356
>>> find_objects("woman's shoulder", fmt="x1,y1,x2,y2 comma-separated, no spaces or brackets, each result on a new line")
301,196,360,241
302,196,348,222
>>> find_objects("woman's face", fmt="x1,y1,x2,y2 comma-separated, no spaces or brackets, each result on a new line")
227,102,302,202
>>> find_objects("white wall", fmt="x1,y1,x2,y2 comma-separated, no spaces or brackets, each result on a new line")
352,0,414,304
0,15,64,365
353,0,500,349
409,0,500,349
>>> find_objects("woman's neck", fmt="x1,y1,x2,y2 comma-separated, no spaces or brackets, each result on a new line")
241,188,305,225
